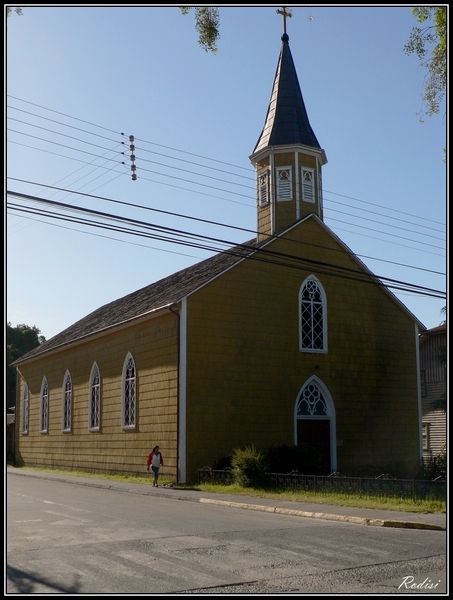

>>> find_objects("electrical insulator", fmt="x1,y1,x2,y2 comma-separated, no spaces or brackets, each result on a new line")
130,154,136,161
132,173,137,181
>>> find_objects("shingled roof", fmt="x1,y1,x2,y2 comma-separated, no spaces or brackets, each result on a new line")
253,33,321,155
14,239,257,364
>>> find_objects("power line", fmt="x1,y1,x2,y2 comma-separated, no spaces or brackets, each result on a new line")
7,94,122,135
7,178,446,276
8,128,445,244
7,134,446,251
7,190,446,298
8,93,445,226
7,202,445,300
7,211,203,260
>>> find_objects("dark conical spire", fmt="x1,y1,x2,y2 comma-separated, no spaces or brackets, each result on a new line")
253,33,321,154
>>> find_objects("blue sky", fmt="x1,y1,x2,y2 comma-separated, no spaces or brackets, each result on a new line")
6,6,447,339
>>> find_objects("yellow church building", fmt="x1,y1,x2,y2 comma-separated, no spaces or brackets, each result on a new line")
14,27,424,483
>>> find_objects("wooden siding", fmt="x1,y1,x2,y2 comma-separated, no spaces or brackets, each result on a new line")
15,313,178,479
185,217,420,481
420,329,446,458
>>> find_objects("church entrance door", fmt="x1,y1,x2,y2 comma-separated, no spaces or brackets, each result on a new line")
296,419,331,475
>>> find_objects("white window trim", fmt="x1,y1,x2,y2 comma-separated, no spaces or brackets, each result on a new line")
258,170,270,207
21,382,29,435
62,369,72,433
40,376,49,434
276,165,293,201
121,352,137,430
88,362,101,432
422,423,431,452
301,166,315,203
299,274,328,353
293,375,337,472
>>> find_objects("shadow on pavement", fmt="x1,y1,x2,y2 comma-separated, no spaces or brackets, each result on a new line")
7,564,82,594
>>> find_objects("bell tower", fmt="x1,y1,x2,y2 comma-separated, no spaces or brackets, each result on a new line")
250,8,327,241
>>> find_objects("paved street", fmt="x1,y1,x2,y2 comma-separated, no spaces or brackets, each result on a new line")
6,472,447,594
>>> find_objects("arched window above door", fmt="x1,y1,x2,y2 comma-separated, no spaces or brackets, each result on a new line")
299,275,327,352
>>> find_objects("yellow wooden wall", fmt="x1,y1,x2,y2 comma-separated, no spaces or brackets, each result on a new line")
15,313,178,478
185,217,420,480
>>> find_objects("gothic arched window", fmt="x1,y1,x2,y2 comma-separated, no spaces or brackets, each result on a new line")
62,370,72,432
21,382,29,434
122,353,136,429
89,362,101,431
299,275,327,352
40,377,49,434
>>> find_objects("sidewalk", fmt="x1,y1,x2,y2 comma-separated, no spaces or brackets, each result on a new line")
7,466,446,531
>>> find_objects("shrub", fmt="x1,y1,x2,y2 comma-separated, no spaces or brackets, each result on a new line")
231,445,268,487
422,445,447,480
264,445,306,473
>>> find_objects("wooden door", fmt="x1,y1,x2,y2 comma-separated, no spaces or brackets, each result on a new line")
297,419,331,475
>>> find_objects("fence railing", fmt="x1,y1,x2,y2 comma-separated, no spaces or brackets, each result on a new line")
197,468,446,501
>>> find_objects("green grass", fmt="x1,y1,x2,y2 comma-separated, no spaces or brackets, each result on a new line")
188,483,446,514
9,465,445,513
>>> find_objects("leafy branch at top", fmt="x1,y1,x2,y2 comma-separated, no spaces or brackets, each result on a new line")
180,6,220,53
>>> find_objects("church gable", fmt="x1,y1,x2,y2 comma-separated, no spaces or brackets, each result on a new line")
183,216,421,480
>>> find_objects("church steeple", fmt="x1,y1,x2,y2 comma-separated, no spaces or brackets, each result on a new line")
250,10,327,241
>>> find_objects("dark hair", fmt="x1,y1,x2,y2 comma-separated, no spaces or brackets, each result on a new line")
152,445,159,453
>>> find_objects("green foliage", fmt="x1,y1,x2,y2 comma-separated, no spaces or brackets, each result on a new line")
422,445,447,480
231,445,268,487
6,7,23,17
6,322,46,407
404,7,446,116
179,6,220,53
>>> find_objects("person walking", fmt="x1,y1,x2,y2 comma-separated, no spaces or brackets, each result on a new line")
147,445,164,487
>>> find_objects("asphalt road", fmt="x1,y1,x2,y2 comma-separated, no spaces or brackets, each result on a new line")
6,473,447,594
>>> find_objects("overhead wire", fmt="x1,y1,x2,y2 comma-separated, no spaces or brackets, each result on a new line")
7,201,445,300
8,125,445,244
6,190,446,298
7,178,446,276
8,93,445,226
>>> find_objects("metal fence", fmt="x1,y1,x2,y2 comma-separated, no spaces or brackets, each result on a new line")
197,468,446,501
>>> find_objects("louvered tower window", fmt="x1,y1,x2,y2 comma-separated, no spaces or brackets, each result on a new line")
276,166,292,201
301,168,315,203
122,353,136,429
62,371,72,432
299,276,327,352
258,172,269,206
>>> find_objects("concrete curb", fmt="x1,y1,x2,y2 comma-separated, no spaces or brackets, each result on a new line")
8,468,445,531
198,498,445,531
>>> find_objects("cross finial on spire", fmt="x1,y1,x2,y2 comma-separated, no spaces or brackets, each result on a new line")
277,6,292,35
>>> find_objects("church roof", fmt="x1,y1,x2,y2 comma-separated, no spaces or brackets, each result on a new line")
14,216,425,366
253,33,321,155
14,239,258,364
